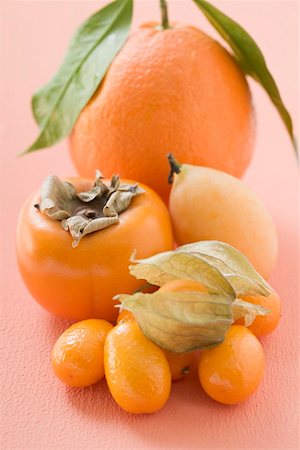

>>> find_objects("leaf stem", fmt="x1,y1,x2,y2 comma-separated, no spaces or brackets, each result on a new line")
160,0,170,29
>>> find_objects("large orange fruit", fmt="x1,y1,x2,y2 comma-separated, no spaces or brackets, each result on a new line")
16,176,173,322
70,23,255,202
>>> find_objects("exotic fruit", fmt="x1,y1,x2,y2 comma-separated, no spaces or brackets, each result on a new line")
104,318,171,414
51,319,113,387
167,154,278,279
16,171,173,322
199,325,265,404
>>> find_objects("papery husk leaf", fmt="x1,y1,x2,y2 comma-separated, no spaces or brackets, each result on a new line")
119,291,233,352
76,171,108,202
38,175,75,219
130,251,235,298
36,171,143,246
61,215,119,248
232,298,270,327
103,184,145,217
176,241,272,297
226,274,270,297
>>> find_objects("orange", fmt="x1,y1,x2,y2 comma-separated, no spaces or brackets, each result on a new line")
70,23,255,202
104,319,171,414
236,291,281,337
199,325,265,404
16,176,173,322
51,319,113,387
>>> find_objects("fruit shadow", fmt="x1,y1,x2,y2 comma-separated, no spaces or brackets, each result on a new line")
42,311,75,343
64,379,133,423
123,368,240,449
64,352,232,428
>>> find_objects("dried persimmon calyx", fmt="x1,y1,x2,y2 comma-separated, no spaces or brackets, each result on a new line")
35,171,144,247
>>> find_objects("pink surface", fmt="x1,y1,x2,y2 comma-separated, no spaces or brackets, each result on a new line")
0,1,299,449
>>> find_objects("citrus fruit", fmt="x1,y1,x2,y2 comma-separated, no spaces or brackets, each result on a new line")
104,319,171,414
158,279,205,379
116,306,193,380
164,350,194,381
199,325,265,404
116,309,134,324
70,23,255,202
168,158,278,279
51,319,113,387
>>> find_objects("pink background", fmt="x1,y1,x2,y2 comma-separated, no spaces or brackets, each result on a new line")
1,1,299,449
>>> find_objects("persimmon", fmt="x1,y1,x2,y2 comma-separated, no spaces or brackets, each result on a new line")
51,319,113,387
199,325,265,404
16,173,173,322
104,319,171,414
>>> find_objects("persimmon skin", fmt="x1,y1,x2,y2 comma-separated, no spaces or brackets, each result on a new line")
16,178,173,322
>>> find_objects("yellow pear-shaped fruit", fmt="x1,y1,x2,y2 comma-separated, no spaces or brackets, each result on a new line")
168,155,278,279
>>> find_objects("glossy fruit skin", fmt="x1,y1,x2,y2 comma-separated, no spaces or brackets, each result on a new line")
51,319,113,387
104,319,171,414
237,291,281,337
164,350,194,381
70,23,255,202
16,178,173,322
159,279,204,379
199,325,265,404
116,309,134,324
116,308,194,381
169,165,278,279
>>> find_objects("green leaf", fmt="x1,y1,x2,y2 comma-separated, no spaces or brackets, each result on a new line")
193,0,297,154
119,290,233,352
176,241,273,297
23,0,133,154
